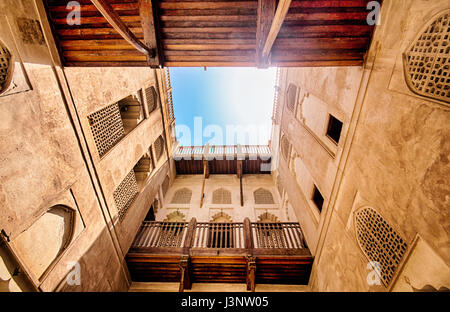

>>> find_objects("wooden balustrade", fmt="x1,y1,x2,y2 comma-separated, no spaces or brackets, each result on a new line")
130,218,308,256
127,218,313,291
173,145,272,160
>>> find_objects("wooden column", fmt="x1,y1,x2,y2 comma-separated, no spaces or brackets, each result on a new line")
183,218,197,252
244,217,256,291
243,217,254,253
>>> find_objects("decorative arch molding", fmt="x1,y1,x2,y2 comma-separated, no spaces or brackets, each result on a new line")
212,188,232,205
403,10,450,104
280,134,291,161
171,187,192,204
286,83,298,113
254,188,275,205
257,212,279,223
0,40,14,96
210,212,233,223
145,85,158,114
164,210,186,222
12,205,76,280
154,135,165,161
354,207,408,287
161,175,170,198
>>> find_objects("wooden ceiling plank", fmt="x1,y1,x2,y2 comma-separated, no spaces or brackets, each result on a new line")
90,0,154,57
261,0,292,64
256,0,276,68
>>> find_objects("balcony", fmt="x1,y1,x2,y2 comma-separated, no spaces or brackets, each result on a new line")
126,218,313,292
173,144,272,175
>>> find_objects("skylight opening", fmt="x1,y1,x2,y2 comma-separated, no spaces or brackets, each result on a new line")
170,67,277,147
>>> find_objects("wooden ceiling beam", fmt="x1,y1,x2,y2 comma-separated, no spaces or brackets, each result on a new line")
90,0,155,58
256,0,276,68
138,0,164,67
261,0,292,65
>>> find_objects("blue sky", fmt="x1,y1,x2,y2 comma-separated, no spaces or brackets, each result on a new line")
171,67,276,146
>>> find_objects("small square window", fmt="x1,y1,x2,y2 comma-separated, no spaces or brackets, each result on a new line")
312,186,324,212
326,115,343,144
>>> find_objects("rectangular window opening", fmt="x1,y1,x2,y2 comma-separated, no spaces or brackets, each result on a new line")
312,185,324,212
326,114,343,144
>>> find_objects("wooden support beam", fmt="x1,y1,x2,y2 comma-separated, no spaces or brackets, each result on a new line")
179,255,191,292
246,256,256,292
200,160,209,208
203,159,210,179
256,0,276,67
90,0,154,57
138,0,164,67
261,0,292,64
240,175,244,207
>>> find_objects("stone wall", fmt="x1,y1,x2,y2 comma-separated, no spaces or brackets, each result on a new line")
0,0,172,292
274,0,450,291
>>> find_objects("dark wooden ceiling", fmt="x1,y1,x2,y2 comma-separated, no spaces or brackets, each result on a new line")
175,157,271,175
43,0,381,67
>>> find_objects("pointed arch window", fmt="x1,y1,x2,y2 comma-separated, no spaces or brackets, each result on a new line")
212,188,232,204
354,207,408,286
171,188,192,204
403,10,450,103
254,188,275,205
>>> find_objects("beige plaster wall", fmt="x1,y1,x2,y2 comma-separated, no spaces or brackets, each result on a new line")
0,0,172,292
306,0,450,291
157,174,283,223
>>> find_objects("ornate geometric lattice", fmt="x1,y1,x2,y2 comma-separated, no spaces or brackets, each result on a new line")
113,170,138,221
88,103,125,157
0,42,12,93
286,83,298,112
171,188,192,204
280,135,290,160
154,135,165,161
403,10,450,103
254,188,275,205
355,207,408,286
145,86,158,114
212,188,232,204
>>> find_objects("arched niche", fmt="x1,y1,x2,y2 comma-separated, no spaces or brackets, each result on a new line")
254,188,275,205
13,205,75,280
0,40,14,95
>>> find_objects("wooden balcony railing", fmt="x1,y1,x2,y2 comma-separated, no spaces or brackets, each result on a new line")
173,144,272,160
127,218,313,291
129,218,309,256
